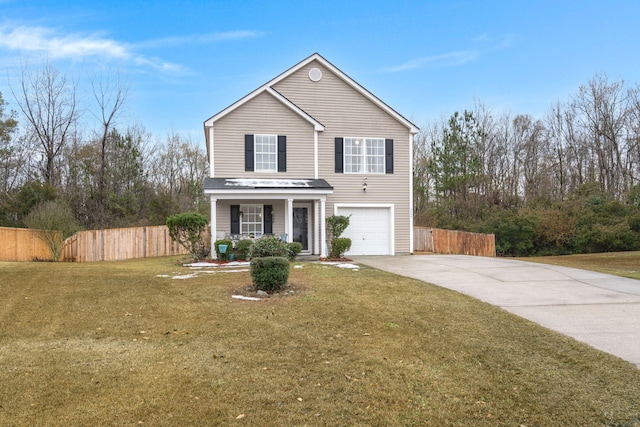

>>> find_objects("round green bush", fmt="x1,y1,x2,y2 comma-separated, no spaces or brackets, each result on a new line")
330,237,352,258
286,241,303,260
249,235,288,258
250,256,290,291
235,239,254,260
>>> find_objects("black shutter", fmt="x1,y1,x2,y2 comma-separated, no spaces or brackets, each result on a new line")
335,137,344,173
277,136,286,172
264,205,273,234
244,135,254,171
385,139,394,174
230,205,240,234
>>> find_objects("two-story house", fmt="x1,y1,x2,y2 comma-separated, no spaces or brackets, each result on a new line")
203,53,418,257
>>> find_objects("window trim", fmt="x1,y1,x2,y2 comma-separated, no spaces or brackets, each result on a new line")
343,137,386,174
239,204,264,236
254,134,278,173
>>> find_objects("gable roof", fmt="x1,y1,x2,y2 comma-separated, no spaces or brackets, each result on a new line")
203,53,419,134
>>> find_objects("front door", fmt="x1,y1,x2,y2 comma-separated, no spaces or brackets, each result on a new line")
293,204,312,254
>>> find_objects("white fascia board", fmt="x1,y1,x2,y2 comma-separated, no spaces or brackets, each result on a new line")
266,88,324,131
204,88,266,127
203,189,332,200
203,87,324,132
333,203,394,214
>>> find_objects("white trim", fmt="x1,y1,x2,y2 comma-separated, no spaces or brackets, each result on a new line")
203,189,331,199
265,88,325,131
320,199,327,257
210,198,217,259
253,133,278,173
334,203,395,255
409,132,414,253
286,199,294,245
313,200,320,255
204,87,324,131
209,127,215,176
314,130,319,179
342,137,385,175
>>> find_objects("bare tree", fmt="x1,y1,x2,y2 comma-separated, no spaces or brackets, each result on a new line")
11,61,78,186
148,132,208,213
90,71,129,219
572,74,630,198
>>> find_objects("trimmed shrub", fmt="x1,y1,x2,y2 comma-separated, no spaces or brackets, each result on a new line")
326,215,352,258
326,215,351,239
330,237,352,258
250,235,288,258
250,256,290,291
214,239,232,261
235,239,254,260
286,241,303,260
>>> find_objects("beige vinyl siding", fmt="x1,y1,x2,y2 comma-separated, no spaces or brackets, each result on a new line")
213,91,315,178
273,60,413,253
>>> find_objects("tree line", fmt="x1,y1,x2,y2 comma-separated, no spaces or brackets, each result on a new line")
2,62,639,256
0,62,209,232
415,74,640,255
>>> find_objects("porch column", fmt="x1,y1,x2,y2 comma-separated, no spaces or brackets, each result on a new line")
313,200,320,255
210,197,217,259
320,198,327,258
286,198,294,243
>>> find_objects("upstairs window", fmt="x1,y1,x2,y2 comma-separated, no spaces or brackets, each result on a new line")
254,134,277,172
245,134,286,172
344,137,385,174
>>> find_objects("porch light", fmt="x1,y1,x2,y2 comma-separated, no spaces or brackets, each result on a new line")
362,178,367,193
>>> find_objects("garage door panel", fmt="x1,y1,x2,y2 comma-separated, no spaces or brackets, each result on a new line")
336,206,391,255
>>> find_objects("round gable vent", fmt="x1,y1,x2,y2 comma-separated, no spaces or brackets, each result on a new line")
308,67,322,82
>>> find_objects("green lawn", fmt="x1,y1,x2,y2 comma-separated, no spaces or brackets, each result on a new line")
0,257,639,426
519,251,640,280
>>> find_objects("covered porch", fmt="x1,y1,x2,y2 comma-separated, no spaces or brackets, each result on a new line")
204,178,333,258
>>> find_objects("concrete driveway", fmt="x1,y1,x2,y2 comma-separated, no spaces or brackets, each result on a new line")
355,255,640,368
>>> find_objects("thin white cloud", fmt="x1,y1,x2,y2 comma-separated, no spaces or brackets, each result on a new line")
0,25,129,59
133,30,263,49
0,24,260,74
384,50,479,72
473,32,517,50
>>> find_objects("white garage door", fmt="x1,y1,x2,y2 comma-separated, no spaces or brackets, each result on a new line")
336,206,392,255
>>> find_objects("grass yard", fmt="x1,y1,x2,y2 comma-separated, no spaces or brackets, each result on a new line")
1,257,639,426
520,251,640,280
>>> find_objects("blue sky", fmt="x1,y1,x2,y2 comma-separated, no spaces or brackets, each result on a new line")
2,0,639,145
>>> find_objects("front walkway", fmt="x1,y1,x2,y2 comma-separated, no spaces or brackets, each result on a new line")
355,255,640,368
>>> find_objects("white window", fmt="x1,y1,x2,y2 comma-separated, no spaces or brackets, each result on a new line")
254,134,277,172
344,137,385,174
240,204,263,236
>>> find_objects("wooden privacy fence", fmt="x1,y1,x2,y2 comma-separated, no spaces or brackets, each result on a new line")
63,225,188,262
414,227,496,257
0,225,188,262
0,226,54,261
